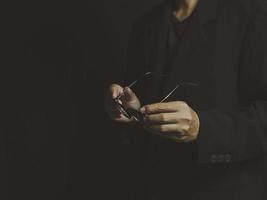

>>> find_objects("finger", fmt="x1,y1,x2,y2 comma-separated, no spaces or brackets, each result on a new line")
165,135,190,143
146,124,179,134
120,87,140,110
144,124,184,140
169,134,197,143
106,98,123,109
140,101,186,114
109,84,124,99
120,87,137,102
144,113,179,125
105,84,123,111
145,124,190,135
144,124,194,142
105,97,121,113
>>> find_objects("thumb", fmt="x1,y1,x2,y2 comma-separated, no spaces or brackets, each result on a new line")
123,87,138,102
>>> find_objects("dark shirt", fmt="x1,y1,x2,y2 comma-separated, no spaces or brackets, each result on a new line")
165,4,198,74
158,3,199,100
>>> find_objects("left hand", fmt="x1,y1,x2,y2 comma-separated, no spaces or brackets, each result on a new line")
140,101,200,142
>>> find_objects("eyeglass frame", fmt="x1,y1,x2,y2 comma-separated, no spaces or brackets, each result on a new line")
113,72,197,124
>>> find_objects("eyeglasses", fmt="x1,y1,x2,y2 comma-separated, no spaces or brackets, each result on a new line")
113,72,197,124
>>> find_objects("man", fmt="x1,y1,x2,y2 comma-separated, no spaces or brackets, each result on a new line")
105,0,267,199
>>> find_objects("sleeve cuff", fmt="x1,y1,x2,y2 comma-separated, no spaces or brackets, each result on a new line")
196,110,234,165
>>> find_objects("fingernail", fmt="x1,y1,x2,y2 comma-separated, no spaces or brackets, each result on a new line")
140,107,146,113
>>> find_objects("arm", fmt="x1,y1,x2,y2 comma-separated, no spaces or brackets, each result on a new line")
197,0,267,165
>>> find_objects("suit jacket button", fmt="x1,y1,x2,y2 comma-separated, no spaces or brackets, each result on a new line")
210,155,217,164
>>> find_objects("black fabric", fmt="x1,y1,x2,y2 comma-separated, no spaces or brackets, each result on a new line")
161,5,199,98
162,6,201,102
124,0,267,199
167,4,197,66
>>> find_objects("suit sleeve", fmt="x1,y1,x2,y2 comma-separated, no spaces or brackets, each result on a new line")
197,0,267,165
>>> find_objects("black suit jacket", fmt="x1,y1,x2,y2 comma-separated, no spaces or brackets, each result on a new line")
123,0,267,199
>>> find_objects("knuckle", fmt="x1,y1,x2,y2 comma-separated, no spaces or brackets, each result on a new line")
178,101,187,108
187,115,193,121
160,114,166,121
186,111,193,121
158,104,164,111
182,124,190,132
159,104,167,111
182,113,192,122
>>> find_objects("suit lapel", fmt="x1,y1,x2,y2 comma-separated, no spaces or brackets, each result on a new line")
143,1,172,103
143,0,219,103
162,0,220,101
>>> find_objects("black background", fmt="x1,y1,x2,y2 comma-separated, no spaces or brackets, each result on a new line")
1,0,164,199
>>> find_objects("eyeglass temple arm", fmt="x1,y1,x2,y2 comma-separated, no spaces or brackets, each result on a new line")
160,82,198,103
127,72,168,88
116,72,153,99
127,72,152,88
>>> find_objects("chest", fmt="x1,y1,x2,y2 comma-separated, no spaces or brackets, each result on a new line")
142,11,247,109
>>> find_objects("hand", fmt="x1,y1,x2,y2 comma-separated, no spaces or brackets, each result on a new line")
105,84,141,123
140,101,200,142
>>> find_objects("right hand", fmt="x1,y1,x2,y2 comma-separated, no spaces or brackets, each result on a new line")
105,84,141,123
